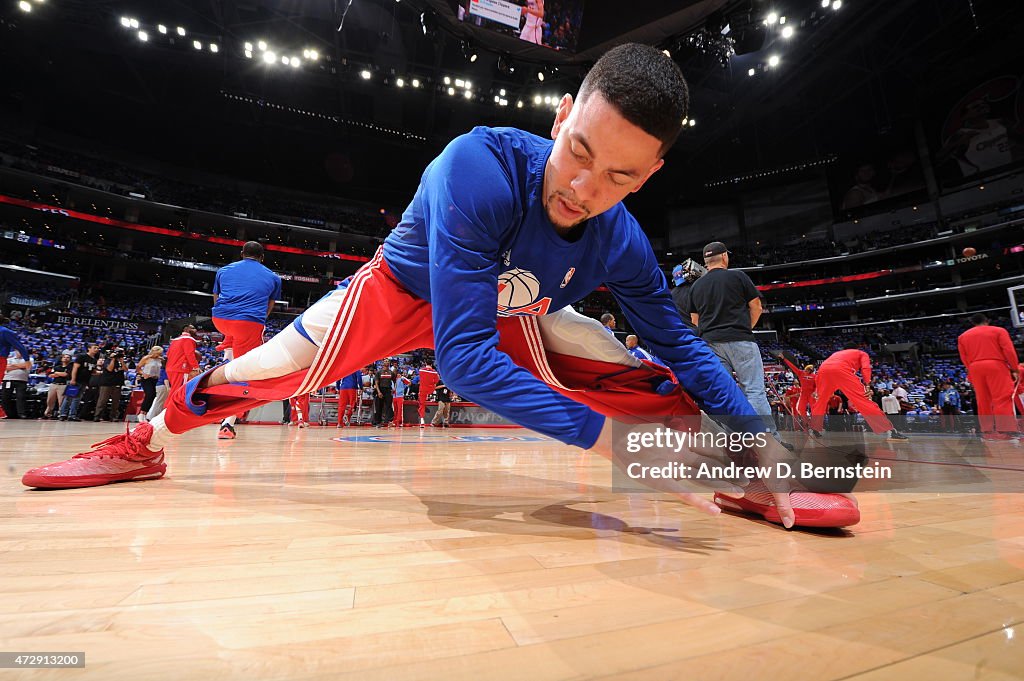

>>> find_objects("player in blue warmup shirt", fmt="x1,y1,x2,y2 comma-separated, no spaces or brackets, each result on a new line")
27,44,829,529
211,241,282,439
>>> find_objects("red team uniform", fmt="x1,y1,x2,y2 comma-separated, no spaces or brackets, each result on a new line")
166,333,199,392
958,324,1020,436
810,348,894,435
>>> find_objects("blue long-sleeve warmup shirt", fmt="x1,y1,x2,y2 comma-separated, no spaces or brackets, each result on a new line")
0,326,30,361
382,127,762,449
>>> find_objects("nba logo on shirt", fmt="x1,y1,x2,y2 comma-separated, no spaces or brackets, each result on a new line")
560,267,575,289
497,268,551,316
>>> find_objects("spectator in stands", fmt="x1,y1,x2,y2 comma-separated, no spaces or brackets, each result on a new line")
881,390,901,418
167,325,200,394
211,241,282,441
59,343,100,421
810,343,908,441
42,353,72,419
689,241,793,449
892,383,909,410
94,347,128,422
957,313,1020,441
136,346,164,421
1,350,32,418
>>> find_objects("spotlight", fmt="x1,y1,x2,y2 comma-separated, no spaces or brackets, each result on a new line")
411,78,420,87
465,80,472,90
748,67,755,76
245,42,253,51
537,70,545,82
263,51,276,64
517,100,523,108
821,0,830,6
689,119,696,127
309,49,319,61
461,41,478,63
781,26,794,38
210,43,219,53
444,76,451,85
768,54,780,67
832,0,842,8
129,18,139,28
455,78,464,87
193,40,202,50
779,16,786,24
464,90,472,99
543,95,552,104
137,30,148,42
360,69,371,79
499,88,506,96
447,87,455,95
290,56,299,67
662,49,671,57
765,12,778,24
176,26,186,36
158,24,167,34
396,78,405,87
120,16,131,27
533,94,542,104
258,40,267,51
244,50,252,59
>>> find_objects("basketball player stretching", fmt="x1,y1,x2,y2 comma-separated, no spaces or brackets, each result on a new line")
519,0,544,45
24,45,865,529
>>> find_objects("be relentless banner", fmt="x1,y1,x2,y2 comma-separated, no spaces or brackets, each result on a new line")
42,310,161,334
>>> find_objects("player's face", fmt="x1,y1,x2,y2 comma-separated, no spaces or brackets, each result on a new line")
544,92,665,230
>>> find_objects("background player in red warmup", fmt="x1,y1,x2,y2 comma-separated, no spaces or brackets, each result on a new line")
810,343,908,441
211,241,282,440
957,313,1020,440
417,364,439,428
166,325,200,393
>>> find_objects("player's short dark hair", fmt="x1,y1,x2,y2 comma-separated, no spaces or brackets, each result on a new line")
842,341,859,350
577,43,689,155
969,312,988,326
242,241,265,259
600,313,615,324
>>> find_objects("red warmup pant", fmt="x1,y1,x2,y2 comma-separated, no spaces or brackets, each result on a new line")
167,371,189,393
810,367,893,434
163,255,699,435
392,397,405,426
337,388,358,425
967,359,1016,433
289,393,310,423
212,318,265,358
796,386,815,421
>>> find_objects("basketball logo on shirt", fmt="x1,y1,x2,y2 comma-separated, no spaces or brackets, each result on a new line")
497,268,551,316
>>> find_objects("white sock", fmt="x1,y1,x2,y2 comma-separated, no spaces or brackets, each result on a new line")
222,415,237,427
145,412,173,452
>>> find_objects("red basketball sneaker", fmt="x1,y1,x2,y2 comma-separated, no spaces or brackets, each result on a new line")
713,479,860,528
22,423,166,489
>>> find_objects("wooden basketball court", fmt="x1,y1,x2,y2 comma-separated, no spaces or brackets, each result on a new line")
2,421,1023,679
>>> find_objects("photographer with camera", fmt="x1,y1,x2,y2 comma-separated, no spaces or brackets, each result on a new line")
93,346,129,422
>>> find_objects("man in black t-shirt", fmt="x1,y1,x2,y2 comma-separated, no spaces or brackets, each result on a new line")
373,363,395,427
94,347,128,422
59,344,100,421
431,379,453,428
688,242,791,449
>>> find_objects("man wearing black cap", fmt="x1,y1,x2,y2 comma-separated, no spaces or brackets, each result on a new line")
688,242,792,449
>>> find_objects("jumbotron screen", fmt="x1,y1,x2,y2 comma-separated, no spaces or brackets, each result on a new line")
453,0,585,53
